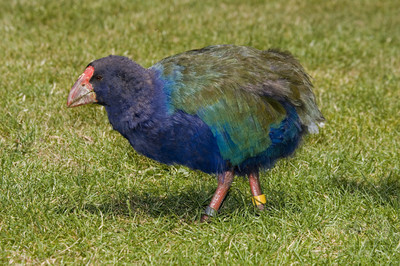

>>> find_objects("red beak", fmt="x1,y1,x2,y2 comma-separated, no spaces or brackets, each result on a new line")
67,66,97,107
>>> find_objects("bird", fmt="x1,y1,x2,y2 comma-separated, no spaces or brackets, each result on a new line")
67,44,324,222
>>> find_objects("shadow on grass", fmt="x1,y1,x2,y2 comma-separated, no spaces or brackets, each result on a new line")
56,172,400,222
331,170,400,208
58,184,289,222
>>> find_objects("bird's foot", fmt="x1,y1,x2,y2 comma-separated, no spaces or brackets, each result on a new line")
200,214,211,223
256,204,266,211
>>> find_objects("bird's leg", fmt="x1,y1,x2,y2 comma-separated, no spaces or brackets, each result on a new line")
248,171,266,210
201,170,234,222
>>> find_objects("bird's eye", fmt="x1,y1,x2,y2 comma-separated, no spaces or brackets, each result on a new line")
96,75,103,81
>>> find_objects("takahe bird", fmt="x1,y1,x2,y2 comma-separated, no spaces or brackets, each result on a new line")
67,45,324,222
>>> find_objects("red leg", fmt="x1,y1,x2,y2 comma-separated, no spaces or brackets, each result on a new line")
201,170,234,222
248,171,266,210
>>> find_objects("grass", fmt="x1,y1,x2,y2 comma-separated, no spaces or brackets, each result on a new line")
1,0,399,263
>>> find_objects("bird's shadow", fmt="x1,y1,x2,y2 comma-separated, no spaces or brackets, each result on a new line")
58,171,400,222
330,170,400,208
79,183,275,222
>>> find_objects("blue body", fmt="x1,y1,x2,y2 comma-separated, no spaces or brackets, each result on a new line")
86,46,323,177
105,68,303,175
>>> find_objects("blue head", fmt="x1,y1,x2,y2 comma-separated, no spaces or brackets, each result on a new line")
67,55,162,132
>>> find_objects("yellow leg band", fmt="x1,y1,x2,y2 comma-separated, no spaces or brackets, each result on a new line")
252,194,266,206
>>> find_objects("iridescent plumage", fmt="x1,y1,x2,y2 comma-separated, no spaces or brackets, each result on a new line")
149,45,324,173
68,45,324,219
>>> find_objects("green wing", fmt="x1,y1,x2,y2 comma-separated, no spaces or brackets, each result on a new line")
150,45,324,164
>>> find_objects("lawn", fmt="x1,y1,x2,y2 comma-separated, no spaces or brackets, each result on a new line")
1,0,399,264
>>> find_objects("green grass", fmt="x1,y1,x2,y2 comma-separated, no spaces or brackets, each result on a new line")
1,0,400,263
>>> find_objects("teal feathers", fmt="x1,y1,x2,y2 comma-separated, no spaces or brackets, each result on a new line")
151,45,324,165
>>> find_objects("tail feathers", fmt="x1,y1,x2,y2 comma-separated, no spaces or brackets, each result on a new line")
262,49,325,135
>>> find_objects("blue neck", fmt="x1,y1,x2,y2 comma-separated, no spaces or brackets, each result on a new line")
105,69,168,137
